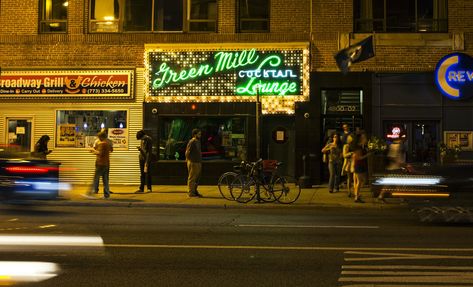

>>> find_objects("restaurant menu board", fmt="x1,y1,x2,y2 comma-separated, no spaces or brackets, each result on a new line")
57,124,76,147
108,128,128,149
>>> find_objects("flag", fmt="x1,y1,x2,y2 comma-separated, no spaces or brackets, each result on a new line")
335,36,375,74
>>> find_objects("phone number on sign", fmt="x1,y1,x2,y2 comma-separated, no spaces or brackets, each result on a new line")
86,88,126,94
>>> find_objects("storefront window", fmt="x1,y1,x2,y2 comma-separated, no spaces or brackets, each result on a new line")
159,117,247,161
56,110,128,148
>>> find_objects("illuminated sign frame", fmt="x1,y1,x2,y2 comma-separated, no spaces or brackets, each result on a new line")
144,43,310,114
0,70,134,100
435,53,473,101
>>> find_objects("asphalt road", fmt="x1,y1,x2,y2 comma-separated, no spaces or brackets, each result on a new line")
0,204,472,287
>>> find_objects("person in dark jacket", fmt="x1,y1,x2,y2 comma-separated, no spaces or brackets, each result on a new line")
185,129,203,197
136,130,153,193
34,135,52,160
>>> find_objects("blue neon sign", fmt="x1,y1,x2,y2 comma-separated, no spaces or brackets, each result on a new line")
435,53,473,100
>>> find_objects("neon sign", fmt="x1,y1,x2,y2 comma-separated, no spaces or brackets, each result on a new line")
146,48,304,97
435,53,473,100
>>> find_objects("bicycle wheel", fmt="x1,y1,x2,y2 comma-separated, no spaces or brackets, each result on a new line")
258,176,278,202
231,175,256,203
275,176,301,204
217,172,239,200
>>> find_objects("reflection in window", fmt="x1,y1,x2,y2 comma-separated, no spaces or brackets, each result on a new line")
354,0,448,33
90,0,120,32
39,0,68,33
56,110,127,148
160,117,247,161
188,0,217,32
238,0,269,32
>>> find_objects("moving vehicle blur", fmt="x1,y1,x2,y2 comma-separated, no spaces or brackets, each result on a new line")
371,162,473,222
0,145,65,200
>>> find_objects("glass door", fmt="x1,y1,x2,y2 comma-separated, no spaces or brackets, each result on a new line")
6,118,33,152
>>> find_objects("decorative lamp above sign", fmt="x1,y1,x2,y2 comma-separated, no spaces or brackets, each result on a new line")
144,43,310,114
435,53,473,101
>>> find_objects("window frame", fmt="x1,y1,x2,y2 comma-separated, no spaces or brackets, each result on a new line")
353,0,448,33
237,0,270,33
39,0,68,33
88,0,217,33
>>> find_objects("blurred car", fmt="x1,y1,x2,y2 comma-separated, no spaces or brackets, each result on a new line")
371,162,473,222
0,147,61,200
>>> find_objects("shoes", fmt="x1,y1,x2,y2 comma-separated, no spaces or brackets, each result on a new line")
354,197,365,203
329,190,333,193
348,192,353,198
135,190,144,193
109,191,114,194
188,192,203,198
147,189,152,193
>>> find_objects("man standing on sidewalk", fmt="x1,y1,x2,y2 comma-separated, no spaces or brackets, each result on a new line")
136,130,153,193
89,131,112,199
185,129,203,198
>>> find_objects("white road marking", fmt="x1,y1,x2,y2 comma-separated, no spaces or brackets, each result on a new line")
341,285,471,287
103,244,473,252
339,275,473,284
236,224,379,229
343,265,473,270
345,251,473,261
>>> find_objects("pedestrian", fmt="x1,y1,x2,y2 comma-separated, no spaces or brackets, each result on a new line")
93,128,114,194
342,134,355,197
340,123,352,145
321,133,343,193
136,130,153,193
185,129,203,198
89,131,112,198
34,135,52,160
352,132,370,203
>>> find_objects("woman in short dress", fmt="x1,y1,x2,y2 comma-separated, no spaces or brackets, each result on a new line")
352,133,370,203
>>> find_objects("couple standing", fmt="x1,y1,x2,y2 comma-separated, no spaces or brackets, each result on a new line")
322,129,369,203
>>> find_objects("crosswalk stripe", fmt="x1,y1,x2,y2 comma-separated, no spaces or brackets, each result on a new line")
342,270,471,276
342,265,473,270
339,275,473,283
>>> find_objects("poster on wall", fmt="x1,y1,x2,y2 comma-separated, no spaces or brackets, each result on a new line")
108,128,128,149
444,131,473,150
57,124,76,147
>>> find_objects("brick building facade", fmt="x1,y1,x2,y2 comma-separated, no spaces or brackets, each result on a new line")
0,0,471,184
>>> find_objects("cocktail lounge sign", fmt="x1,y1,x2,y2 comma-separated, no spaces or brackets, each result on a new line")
0,70,134,99
145,46,308,98
435,53,473,100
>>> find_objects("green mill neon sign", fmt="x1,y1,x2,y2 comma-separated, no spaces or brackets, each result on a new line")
145,48,307,98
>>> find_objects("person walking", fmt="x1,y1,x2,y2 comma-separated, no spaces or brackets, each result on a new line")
342,134,355,197
136,130,153,193
321,133,343,193
352,132,370,203
185,129,203,198
34,135,52,160
89,131,112,199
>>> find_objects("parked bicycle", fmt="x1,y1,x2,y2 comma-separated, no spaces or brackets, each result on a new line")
217,159,301,204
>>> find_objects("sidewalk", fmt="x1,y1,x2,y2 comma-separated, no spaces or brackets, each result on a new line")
26,184,406,209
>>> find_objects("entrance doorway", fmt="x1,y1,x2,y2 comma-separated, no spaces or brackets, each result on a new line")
383,120,440,163
262,116,295,177
6,118,33,152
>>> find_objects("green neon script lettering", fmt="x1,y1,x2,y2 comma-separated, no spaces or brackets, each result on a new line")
214,49,259,73
236,79,298,96
152,62,213,89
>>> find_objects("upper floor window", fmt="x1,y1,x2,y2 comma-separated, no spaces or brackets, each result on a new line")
354,0,447,33
39,0,68,33
238,0,270,32
89,0,216,33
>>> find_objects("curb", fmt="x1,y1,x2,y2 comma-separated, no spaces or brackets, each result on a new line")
2,198,408,210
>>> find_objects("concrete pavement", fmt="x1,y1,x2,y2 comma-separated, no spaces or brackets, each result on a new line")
23,183,406,209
